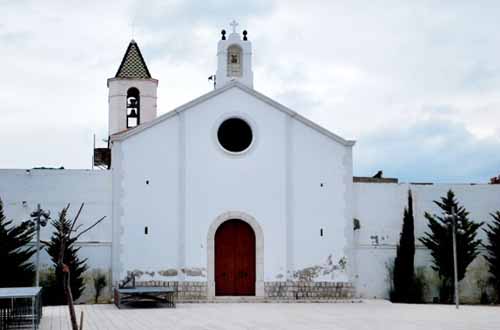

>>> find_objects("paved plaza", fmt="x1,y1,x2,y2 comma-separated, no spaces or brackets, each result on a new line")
41,301,500,330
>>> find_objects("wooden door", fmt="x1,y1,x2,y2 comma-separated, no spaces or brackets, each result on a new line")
215,219,256,296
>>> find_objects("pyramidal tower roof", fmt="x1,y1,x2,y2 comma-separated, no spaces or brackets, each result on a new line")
115,40,152,79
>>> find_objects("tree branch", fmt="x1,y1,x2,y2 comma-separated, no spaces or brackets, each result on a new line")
69,203,85,234
75,216,106,240
73,224,84,233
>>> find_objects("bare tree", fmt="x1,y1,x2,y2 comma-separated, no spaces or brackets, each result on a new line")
56,203,105,330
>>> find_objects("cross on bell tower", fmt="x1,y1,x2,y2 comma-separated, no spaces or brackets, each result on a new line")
215,21,254,89
229,20,239,33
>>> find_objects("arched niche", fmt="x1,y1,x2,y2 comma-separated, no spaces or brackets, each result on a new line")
227,45,243,77
126,87,140,128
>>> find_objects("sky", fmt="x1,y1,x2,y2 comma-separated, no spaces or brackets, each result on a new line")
1,0,499,183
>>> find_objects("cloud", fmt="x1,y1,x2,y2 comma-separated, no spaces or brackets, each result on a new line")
131,0,274,62
354,116,500,183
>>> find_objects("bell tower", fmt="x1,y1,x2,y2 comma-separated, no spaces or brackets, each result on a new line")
107,40,158,136
215,20,254,89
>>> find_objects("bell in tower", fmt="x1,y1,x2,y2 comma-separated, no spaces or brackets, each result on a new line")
126,87,140,128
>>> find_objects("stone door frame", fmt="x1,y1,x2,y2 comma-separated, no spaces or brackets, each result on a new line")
207,211,264,297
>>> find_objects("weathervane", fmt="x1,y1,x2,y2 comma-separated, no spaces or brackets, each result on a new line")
229,19,239,33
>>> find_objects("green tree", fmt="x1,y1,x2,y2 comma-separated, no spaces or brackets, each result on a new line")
484,211,500,303
419,190,483,303
93,271,107,304
392,190,424,303
43,206,88,305
0,198,36,287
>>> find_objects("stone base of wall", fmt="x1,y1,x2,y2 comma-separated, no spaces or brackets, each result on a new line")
264,281,354,300
135,281,208,302
133,280,354,303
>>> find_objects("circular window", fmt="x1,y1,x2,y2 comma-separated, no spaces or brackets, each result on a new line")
217,118,253,153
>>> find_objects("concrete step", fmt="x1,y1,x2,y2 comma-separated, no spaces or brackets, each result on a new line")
212,296,266,303
179,296,362,304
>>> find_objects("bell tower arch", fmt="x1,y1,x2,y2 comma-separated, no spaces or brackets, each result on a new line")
126,87,140,128
107,40,158,136
215,20,254,89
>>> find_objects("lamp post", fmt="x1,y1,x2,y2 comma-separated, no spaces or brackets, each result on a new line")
445,207,459,309
28,204,50,287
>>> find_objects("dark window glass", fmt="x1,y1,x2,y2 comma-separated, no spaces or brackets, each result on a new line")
217,118,253,153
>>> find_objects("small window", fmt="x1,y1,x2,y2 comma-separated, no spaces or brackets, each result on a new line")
217,118,253,153
227,45,242,77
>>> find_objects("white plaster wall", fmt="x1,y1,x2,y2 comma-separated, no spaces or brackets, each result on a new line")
353,182,500,301
0,169,112,270
291,119,352,282
112,117,180,282
113,86,352,284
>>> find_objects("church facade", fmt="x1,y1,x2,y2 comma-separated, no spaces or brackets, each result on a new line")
1,24,499,303
109,27,355,300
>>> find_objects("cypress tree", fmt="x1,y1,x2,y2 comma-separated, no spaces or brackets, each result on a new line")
484,211,500,303
0,198,36,287
44,206,88,305
392,190,416,303
419,190,483,303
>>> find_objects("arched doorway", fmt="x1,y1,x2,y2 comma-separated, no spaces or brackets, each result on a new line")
215,219,256,296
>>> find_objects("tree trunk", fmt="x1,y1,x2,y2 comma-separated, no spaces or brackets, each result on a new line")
63,270,79,330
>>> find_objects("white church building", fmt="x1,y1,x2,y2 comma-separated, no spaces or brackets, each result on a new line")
1,24,499,302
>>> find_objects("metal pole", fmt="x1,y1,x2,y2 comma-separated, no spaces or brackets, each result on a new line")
35,204,41,287
451,210,459,309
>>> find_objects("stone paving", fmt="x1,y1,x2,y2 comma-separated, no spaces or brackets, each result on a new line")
40,300,500,330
